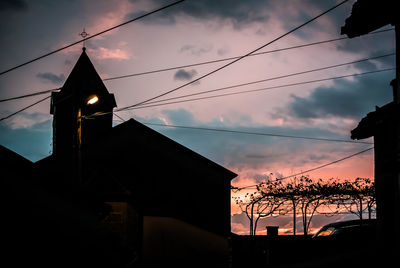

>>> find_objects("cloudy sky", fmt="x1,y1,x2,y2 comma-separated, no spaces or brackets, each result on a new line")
0,0,395,234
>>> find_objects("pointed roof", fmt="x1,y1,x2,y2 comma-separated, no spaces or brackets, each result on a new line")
0,145,33,172
86,118,237,181
62,48,109,95
351,101,400,140
51,48,116,113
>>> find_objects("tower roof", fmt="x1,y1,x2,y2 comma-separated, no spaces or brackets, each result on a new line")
51,48,116,113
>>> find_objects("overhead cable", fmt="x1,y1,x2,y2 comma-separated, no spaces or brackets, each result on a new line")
0,96,51,121
136,53,395,107
119,68,395,111
4,68,393,124
0,88,60,103
119,0,351,110
232,147,374,191
2,51,393,104
142,122,373,145
103,28,394,81
0,0,186,76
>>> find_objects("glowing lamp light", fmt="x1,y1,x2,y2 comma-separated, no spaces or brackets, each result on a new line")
87,95,99,105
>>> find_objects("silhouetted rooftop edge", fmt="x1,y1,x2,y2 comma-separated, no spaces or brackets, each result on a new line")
341,0,397,38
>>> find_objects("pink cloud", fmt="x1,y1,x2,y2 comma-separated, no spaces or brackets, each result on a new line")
89,47,131,60
83,0,135,38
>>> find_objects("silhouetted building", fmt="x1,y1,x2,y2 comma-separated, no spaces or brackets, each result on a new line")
30,48,237,267
343,0,400,263
341,0,397,38
351,98,400,259
50,48,116,158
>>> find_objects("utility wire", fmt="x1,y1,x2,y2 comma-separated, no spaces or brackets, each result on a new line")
2,52,393,104
1,1,390,105
142,122,373,145
135,53,395,107
0,95,51,121
2,51,393,104
232,147,375,191
120,0,351,110
3,68,391,128
83,68,394,118
118,68,395,111
113,112,126,122
0,0,186,76
103,28,394,82
7,69,392,123
0,88,60,103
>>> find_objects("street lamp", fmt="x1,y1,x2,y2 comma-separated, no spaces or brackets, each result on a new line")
87,95,99,105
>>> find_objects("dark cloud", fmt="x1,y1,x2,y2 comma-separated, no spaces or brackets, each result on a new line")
252,172,274,183
128,0,270,27
126,0,361,36
336,27,395,54
217,46,229,56
126,9,175,24
255,0,352,40
309,153,330,162
179,44,213,56
173,69,197,81
283,72,394,120
36,72,65,84
0,0,28,11
351,51,395,72
306,0,353,31
246,154,270,159
162,109,195,125
353,59,378,72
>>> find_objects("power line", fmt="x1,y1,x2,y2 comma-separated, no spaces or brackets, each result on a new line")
0,88,60,103
119,0,351,110
113,113,126,122
2,50,393,104
232,147,375,191
141,122,373,145
118,68,395,111
1,0,390,108
278,147,374,181
0,95,51,121
85,68,394,118
8,69,392,124
135,53,395,107
103,28,394,82
1,69,386,143
3,51,393,104
0,0,186,76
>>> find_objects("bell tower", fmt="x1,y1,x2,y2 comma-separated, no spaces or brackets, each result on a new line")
50,48,117,161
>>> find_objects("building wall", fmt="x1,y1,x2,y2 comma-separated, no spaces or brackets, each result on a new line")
101,201,141,249
374,115,400,250
141,216,229,267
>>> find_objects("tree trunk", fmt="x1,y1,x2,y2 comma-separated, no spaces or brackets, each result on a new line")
368,205,372,220
250,202,255,235
292,199,296,235
302,203,308,236
254,216,260,235
360,198,363,225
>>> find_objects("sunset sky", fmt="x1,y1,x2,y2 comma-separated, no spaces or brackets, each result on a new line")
0,0,395,234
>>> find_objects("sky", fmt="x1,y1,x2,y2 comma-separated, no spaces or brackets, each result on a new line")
0,0,396,235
